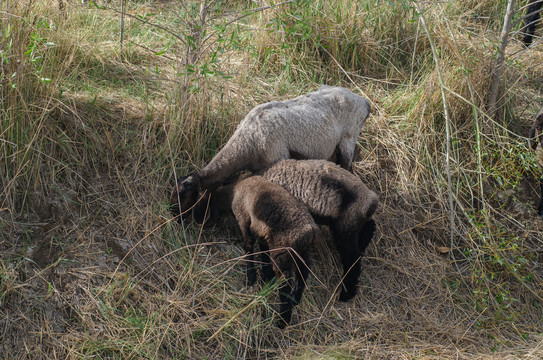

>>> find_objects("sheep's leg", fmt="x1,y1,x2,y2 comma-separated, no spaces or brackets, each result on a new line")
523,0,542,46
292,252,309,304
277,277,295,328
337,137,356,171
538,178,543,218
239,220,258,287
273,251,297,328
245,252,258,287
332,228,361,301
338,253,361,301
327,146,339,164
258,240,274,283
358,219,376,256
277,253,310,328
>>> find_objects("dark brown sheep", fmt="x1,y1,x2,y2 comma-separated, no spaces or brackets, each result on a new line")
259,159,379,301
194,175,320,327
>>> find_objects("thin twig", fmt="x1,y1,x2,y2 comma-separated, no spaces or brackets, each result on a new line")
488,0,516,120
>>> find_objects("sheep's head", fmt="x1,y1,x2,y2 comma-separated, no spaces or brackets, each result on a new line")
170,174,221,225
169,174,202,221
529,108,543,150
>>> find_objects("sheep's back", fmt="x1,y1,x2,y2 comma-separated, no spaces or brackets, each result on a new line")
260,159,379,221
232,176,318,249
234,87,370,161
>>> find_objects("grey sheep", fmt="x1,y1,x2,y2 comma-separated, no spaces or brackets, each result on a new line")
171,86,371,221
193,175,319,328
529,106,543,217
259,159,379,301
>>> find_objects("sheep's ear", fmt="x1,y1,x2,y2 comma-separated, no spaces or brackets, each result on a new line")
169,175,196,203
179,174,201,193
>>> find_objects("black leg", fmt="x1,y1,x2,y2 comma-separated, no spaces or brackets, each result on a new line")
329,144,353,172
292,252,310,304
523,0,542,46
259,241,274,282
240,222,258,287
246,252,257,287
277,277,295,328
274,251,310,328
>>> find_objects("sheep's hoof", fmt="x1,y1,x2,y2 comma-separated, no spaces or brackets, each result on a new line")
247,274,257,287
276,319,287,329
339,290,356,302
276,314,291,328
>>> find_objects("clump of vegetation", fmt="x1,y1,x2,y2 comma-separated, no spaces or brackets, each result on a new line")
1,0,543,358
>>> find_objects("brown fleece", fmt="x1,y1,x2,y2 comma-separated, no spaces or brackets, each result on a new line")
259,159,379,301
231,176,318,272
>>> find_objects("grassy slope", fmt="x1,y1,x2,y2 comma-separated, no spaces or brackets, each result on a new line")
1,0,543,358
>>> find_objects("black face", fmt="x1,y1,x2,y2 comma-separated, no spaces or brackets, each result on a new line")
169,175,200,221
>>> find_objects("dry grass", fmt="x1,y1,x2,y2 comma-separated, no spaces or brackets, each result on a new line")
2,0,543,359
